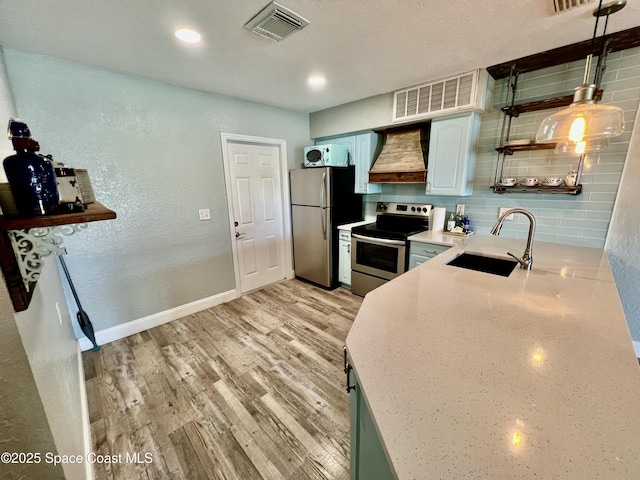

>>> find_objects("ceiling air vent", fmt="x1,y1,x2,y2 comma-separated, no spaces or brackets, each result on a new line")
552,0,595,14
244,1,309,42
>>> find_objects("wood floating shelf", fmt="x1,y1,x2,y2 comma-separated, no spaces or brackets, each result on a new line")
495,143,557,155
0,202,116,312
0,202,116,230
486,26,640,79
501,90,603,117
491,185,582,195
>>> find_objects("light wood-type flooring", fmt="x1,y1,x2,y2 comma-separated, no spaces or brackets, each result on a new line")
83,279,363,480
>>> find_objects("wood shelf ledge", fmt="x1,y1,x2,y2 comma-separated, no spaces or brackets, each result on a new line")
0,202,117,312
501,90,603,117
491,185,582,195
495,143,557,155
0,202,116,230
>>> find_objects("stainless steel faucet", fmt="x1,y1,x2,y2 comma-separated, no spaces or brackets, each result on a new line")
491,208,536,270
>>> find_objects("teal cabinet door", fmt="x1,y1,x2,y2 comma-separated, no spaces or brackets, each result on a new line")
426,113,480,197
349,366,395,480
408,241,452,270
408,252,429,270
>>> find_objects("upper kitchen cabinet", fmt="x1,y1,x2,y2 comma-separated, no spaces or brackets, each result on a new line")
425,113,480,197
316,132,381,194
393,69,492,124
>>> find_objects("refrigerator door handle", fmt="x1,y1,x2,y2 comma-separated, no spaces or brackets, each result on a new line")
320,171,326,209
321,207,327,240
321,171,327,239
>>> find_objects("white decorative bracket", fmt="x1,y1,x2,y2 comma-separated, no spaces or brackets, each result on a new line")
8,224,88,291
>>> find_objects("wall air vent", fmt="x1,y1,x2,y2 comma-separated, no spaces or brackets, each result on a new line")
392,69,491,123
552,0,595,14
244,1,309,42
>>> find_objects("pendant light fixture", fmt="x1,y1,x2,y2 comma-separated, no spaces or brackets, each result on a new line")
535,0,626,145
554,137,610,155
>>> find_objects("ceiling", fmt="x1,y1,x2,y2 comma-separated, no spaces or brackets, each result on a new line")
0,0,638,113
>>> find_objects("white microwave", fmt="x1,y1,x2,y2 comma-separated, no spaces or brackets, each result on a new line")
304,144,349,168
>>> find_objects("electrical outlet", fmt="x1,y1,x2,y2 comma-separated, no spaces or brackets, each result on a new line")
499,207,515,220
198,208,211,221
456,204,465,215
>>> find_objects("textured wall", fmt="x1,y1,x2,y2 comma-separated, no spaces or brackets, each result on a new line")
0,47,65,480
606,102,640,341
3,48,311,332
14,262,89,480
310,93,394,138
0,48,15,174
0,282,65,480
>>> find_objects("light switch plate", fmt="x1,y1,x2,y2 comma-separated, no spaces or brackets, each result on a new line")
456,204,465,215
199,208,211,221
499,207,515,220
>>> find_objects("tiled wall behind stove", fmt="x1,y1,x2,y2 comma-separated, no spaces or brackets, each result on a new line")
368,46,640,247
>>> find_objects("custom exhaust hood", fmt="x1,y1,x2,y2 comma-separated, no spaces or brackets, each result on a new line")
369,123,430,184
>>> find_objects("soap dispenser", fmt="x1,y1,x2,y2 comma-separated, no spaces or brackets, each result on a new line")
447,213,455,232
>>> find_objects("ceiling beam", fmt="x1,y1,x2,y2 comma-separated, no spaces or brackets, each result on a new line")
487,26,640,79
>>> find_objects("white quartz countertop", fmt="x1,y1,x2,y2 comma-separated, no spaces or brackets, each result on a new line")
408,229,471,246
337,220,374,231
346,234,640,479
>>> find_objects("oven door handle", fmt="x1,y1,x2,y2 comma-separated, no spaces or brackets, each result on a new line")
351,234,406,246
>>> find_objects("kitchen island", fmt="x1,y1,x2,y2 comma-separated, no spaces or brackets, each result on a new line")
345,233,640,479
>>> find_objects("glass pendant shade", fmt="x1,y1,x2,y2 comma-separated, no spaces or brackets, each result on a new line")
554,137,610,155
536,101,625,144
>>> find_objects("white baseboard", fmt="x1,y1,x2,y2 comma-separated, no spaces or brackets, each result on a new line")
77,343,94,480
633,341,640,359
78,288,240,351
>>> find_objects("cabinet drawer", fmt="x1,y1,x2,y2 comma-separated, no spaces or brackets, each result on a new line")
339,230,351,242
408,253,429,271
409,241,450,259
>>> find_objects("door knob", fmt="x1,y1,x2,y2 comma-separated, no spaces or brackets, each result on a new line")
235,232,246,239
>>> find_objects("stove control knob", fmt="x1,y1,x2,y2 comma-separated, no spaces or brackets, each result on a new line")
411,206,416,212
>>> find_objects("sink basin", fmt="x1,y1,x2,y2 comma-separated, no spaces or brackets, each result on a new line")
447,252,518,277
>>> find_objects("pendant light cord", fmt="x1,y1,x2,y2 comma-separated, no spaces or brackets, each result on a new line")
590,0,604,56
591,0,615,86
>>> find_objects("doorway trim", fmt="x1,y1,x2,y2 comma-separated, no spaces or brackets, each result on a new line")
220,133,294,293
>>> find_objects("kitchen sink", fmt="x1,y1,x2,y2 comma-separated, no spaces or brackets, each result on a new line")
446,252,518,277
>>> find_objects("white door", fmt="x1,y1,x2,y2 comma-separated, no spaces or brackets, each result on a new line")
226,140,287,293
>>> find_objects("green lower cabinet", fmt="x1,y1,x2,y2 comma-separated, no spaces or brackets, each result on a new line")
408,241,452,270
350,368,395,480
408,252,430,270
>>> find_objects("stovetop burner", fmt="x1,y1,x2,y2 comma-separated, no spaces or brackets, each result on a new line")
351,202,432,240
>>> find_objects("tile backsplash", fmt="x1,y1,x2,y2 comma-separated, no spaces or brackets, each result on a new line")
366,47,640,248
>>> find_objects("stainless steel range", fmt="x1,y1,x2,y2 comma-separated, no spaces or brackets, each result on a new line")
351,202,431,297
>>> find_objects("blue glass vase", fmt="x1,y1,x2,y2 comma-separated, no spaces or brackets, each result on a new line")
3,149,59,217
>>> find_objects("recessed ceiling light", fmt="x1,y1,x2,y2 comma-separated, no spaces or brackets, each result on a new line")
175,28,202,44
308,75,326,87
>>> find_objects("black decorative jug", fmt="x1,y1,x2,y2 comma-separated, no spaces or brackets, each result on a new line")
3,119,59,216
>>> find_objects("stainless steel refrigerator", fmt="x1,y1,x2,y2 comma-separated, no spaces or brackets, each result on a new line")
290,166,362,288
